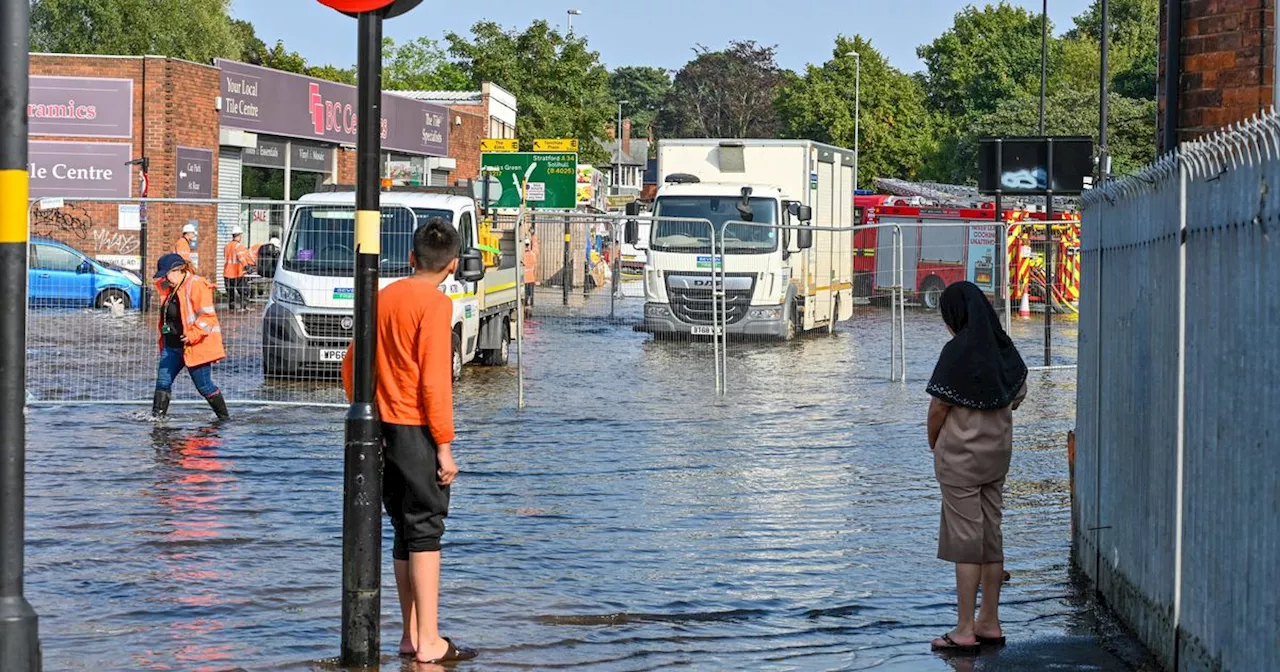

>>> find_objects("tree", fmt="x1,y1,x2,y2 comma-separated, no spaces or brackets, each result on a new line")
935,88,1156,184
659,41,788,139
776,36,937,185
447,20,613,162
608,66,673,141
383,37,470,91
1065,0,1159,100
917,3,1054,119
31,0,241,64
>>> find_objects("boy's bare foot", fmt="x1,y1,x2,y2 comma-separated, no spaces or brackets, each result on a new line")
399,635,416,657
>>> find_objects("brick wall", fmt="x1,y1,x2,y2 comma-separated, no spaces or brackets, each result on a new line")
28,55,220,275
450,108,485,182
1159,0,1276,152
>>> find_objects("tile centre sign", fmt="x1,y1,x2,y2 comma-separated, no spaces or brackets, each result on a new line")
217,59,449,157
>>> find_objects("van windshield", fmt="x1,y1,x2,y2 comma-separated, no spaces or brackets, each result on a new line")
650,196,777,254
283,206,418,277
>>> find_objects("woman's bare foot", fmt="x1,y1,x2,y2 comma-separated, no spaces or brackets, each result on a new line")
414,637,450,664
974,620,1003,640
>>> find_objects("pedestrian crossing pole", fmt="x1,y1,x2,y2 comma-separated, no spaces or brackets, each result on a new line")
343,8,386,668
0,0,43,668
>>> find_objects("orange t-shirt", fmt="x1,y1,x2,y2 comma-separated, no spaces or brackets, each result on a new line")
175,237,193,260
342,277,455,445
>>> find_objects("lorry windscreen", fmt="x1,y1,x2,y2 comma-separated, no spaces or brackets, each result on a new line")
650,196,777,253
283,206,418,278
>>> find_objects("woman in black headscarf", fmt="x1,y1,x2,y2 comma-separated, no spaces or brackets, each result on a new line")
926,281,1028,653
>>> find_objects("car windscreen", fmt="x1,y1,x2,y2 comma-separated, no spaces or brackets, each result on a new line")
283,206,417,278
650,196,777,254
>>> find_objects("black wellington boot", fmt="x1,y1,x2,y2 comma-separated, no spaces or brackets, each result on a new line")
206,392,231,421
151,390,171,419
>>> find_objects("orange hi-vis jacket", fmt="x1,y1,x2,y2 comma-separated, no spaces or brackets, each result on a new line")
342,276,455,445
155,275,226,368
175,236,193,261
223,240,251,279
523,245,537,284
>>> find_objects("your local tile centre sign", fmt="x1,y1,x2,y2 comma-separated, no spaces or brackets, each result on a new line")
216,59,449,157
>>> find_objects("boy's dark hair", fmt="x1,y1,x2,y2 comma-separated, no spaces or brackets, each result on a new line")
414,217,461,272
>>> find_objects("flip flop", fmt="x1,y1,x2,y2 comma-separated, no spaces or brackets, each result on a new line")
931,633,980,654
418,637,478,665
977,634,1007,646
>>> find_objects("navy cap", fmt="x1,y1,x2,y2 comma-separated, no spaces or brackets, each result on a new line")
154,253,186,279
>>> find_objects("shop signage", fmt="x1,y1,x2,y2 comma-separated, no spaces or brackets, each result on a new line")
217,59,449,156
243,137,332,172
243,137,287,168
28,76,133,139
293,141,331,172
27,141,133,198
176,147,213,198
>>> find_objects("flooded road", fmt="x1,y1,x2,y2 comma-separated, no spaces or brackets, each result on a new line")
24,306,1153,671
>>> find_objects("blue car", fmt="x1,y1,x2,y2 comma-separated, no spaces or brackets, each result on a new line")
28,237,144,310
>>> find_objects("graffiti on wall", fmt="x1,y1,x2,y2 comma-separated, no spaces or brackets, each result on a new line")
31,204,95,241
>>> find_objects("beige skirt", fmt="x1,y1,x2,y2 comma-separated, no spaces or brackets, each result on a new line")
937,478,1004,564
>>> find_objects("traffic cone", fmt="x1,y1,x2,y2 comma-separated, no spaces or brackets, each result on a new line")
1019,289,1032,319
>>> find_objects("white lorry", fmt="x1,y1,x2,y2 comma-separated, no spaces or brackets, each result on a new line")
262,186,519,380
633,139,856,340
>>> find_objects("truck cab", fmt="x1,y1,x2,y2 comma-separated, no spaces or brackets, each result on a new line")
637,139,856,340
262,187,518,380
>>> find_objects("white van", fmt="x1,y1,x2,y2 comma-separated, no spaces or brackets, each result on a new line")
262,187,519,379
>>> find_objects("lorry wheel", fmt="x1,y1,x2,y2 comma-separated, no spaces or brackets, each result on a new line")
482,320,510,366
921,278,946,311
784,306,798,341
452,331,463,381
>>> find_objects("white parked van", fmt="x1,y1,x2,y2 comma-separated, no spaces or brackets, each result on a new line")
262,187,519,380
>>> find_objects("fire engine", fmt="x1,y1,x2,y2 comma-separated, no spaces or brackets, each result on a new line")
853,196,1081,312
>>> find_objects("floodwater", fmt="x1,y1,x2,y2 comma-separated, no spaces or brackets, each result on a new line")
24,296,1156,671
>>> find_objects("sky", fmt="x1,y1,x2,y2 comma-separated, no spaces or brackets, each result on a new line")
231,0,1095,75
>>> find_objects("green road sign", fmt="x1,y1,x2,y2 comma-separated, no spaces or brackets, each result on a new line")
480,152,577,209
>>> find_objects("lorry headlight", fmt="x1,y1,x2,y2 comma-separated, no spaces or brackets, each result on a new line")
645,304,671,318
749,307,782,320
273,282,306,306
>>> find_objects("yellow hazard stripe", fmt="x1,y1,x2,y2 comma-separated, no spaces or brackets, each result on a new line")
0,170,29,243
486,281,518,293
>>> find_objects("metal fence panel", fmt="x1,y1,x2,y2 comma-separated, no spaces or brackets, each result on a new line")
1077,115,1280,672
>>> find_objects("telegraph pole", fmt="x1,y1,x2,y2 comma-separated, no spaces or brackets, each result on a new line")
0,0,43,667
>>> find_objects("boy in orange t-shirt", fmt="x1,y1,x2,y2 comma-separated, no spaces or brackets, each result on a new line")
341,218,477,665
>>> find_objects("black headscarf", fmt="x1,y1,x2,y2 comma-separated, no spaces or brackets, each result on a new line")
926,281,1028,410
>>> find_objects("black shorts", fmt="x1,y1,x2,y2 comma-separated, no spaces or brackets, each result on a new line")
382,423,450,559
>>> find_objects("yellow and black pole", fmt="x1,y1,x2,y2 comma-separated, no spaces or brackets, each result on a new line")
0,0,43,668
343,7,386,667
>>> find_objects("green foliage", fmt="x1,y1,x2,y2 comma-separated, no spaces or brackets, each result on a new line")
447,20,613,162
608,66,673,141
776,36,937,185
32,0,241,64
382,37,470,91
659,41,788,139
916,2,1055,118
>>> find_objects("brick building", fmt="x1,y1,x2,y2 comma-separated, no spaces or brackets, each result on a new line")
26,53,512,277
1158,0,1277,152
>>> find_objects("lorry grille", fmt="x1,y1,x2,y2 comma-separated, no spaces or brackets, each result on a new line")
666,273,754,325
300,313,354,340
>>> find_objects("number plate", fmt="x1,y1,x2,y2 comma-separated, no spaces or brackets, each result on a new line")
691,325,722,336
319,349,346,362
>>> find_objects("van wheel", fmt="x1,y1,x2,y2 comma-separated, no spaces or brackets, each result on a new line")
921,278,946,311
452,331,463,381
96,288,131,311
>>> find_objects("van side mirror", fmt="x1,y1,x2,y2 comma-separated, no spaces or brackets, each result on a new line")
796,226,814,250
456,248,485,283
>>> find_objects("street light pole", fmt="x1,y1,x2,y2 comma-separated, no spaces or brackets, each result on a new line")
567,8,582,34
850,52,861,190
1039,0,1048,135
0,0,42,665
616,100,628,196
